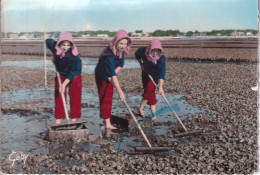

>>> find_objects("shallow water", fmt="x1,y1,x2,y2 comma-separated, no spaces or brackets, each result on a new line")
114,137,142,153
1,112,51,160
1,87,212,160
1,57,141,74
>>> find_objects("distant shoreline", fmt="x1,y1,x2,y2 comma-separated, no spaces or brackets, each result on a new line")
2,35,257,42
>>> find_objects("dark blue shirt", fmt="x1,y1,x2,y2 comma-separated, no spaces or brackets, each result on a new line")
135,47,166,79
45,39,82,82
95,47,124,81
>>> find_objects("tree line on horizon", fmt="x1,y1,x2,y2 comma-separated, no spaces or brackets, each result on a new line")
2,29,258,38
149,29,257,36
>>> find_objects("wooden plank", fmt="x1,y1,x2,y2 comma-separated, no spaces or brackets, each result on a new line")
135,147,172,152
50,120,87,128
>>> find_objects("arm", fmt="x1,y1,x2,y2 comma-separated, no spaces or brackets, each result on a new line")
108,67,121,81
135,47,146,71
115,67,122,74
158,56,166,79
158,56,166,95
114,57,124,75
158,79,164,95
60,78,70,94
104,56,123,81
45,39,57,64
65,57,82,82
115,56,124,74
111,76,125,101
107,55,125,100
111,58,124,100
60,58,82,93
45,39,57,55
138,59,146,72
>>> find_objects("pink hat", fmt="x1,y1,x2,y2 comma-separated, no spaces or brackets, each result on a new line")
55,31,79,58
145,39,163,64
109,30,131,58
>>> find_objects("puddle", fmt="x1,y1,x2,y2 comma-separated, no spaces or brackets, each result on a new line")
1,87,213,160
1,112,52,160
1,57,141,74
114,137,142,153
2,88,53,104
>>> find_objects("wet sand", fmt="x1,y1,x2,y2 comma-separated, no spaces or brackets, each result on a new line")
0,41,258,173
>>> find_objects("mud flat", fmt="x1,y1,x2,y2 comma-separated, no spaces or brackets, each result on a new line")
1,37,257,61
0,51,258,173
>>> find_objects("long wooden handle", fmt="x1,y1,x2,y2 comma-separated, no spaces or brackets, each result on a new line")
44,31,47,88
160,93,187,132
56,72,70,121
123,100,152,147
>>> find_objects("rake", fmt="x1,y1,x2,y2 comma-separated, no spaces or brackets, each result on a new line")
140,60,202,137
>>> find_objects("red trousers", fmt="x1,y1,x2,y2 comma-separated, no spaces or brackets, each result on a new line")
95,74,114,119
142,72,158,106
55,75,82,119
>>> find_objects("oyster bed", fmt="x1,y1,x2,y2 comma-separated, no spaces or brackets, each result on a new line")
0,59,258,173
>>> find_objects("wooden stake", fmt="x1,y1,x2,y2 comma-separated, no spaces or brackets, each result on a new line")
44,31,47,87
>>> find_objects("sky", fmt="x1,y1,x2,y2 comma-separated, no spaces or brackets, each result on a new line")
1,0,258,33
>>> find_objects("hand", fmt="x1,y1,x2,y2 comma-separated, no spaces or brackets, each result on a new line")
158,87,164,95
118,91,125,101
108,77,112,81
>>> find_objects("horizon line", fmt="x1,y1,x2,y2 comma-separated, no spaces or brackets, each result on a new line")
2,28,258,34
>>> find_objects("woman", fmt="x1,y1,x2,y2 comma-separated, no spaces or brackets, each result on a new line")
95,30,131,129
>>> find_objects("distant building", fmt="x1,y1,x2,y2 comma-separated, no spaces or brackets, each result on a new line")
81,34,90,37
19,35,28,39
131,33,142,37
19,33,34,39
237,32,245,36
246,32,253,36
97,34,109,38
142,32,149,37
231,31,245,36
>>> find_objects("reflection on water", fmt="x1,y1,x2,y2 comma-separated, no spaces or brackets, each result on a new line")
1,57,141,74
1,88,213,160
